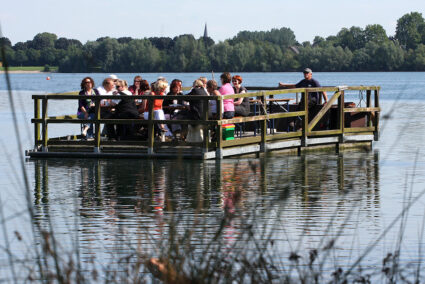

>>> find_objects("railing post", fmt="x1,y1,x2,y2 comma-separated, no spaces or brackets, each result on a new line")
260,91,267,153
147,97,155,155
41,97,48,152
94,96,101,152
202,99,209,155
301,90,308,147
366,90,372,127
216,97,223,159
34,98,40,149
338,90,345,151
374,88,380,141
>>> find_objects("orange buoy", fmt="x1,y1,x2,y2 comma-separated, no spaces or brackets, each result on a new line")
46,77,50,80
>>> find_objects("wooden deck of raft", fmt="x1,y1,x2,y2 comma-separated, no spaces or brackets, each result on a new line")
26,86,380,159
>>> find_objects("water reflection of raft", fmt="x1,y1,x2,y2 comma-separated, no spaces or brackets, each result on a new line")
26,86,380,160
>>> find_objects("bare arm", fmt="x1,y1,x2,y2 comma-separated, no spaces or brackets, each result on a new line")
234,97,244,106
322,91,328,103
278,82,297,89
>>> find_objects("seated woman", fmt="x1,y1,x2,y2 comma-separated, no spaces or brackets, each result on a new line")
232,75,250,117
128,75,143,95
108,80,140,139
171,79,208,140
206,80,222,119
137,79,151,114
186,79,209,120
163,79,184,116
143,79,172,137
219,72,235,119
77,77,99,140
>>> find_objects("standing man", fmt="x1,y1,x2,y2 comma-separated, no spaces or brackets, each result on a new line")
278,68,328,129
278,68,328,105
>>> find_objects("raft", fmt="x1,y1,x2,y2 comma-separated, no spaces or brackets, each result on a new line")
26,86,380,159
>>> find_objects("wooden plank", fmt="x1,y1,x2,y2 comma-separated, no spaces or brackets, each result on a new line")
343,107,380,113
366,90,372,127
267,139,301,150
260,92,267,152
339,90,345,137
374,89,380,141
147,97,155,154
47,114,78,119
202,100,209,152
266,131,302,141
306,136,339,145
344,127,376,133
222,136,262,147
34,98,40,147
343,134,374,142
302,91,308,146
309,129,343,136
222,144,261,157
42,98,48,149
94,98,101,149
33,118,218,125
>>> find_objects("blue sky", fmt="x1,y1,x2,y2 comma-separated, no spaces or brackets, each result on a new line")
1,0,424,44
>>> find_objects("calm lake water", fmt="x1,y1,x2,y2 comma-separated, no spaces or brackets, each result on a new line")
1,72,425,281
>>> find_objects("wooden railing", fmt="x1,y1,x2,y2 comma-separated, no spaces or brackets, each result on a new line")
31,85,380,156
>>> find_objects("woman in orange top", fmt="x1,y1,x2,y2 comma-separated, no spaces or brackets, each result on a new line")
143,79,171,135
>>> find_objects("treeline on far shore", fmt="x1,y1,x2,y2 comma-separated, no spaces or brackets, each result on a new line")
2,12,425,73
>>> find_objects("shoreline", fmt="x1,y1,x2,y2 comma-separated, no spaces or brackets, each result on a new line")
0,70,48,74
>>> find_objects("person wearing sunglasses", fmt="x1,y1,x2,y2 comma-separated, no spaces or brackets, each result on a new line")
77,77,99,140
129,75,143,95
232,75,250,117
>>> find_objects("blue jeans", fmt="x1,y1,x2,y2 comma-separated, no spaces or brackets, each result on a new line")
78,112,95,138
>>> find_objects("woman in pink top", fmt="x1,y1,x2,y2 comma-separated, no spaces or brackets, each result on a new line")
218,72,235,119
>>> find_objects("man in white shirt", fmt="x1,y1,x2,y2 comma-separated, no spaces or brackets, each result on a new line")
96,78,116,137
97,77,116,105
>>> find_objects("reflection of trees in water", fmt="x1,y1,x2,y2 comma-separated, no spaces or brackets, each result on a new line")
33,153,380,217
32,152,380,261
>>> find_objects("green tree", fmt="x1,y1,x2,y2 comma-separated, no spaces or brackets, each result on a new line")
395,12,425,49
13,50,28,66
351,49,370,71
0,37,12,48
410,44,425,70
119,39,160,72
365,41,404,70
13,42,28,51
364,24,388,44
55,38,83,49
336,26,365,50
26,48,41,65
40,48,57,65
31,32,57,50
93,38,122,71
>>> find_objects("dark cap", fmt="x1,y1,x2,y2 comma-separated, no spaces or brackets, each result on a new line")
303,68,312,74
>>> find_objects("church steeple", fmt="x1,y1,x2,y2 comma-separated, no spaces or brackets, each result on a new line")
203,23,208,38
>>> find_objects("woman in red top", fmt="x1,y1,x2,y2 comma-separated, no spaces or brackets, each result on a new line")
143,79,171,134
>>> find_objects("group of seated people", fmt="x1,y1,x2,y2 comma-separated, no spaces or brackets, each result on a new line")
77,72,251,141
